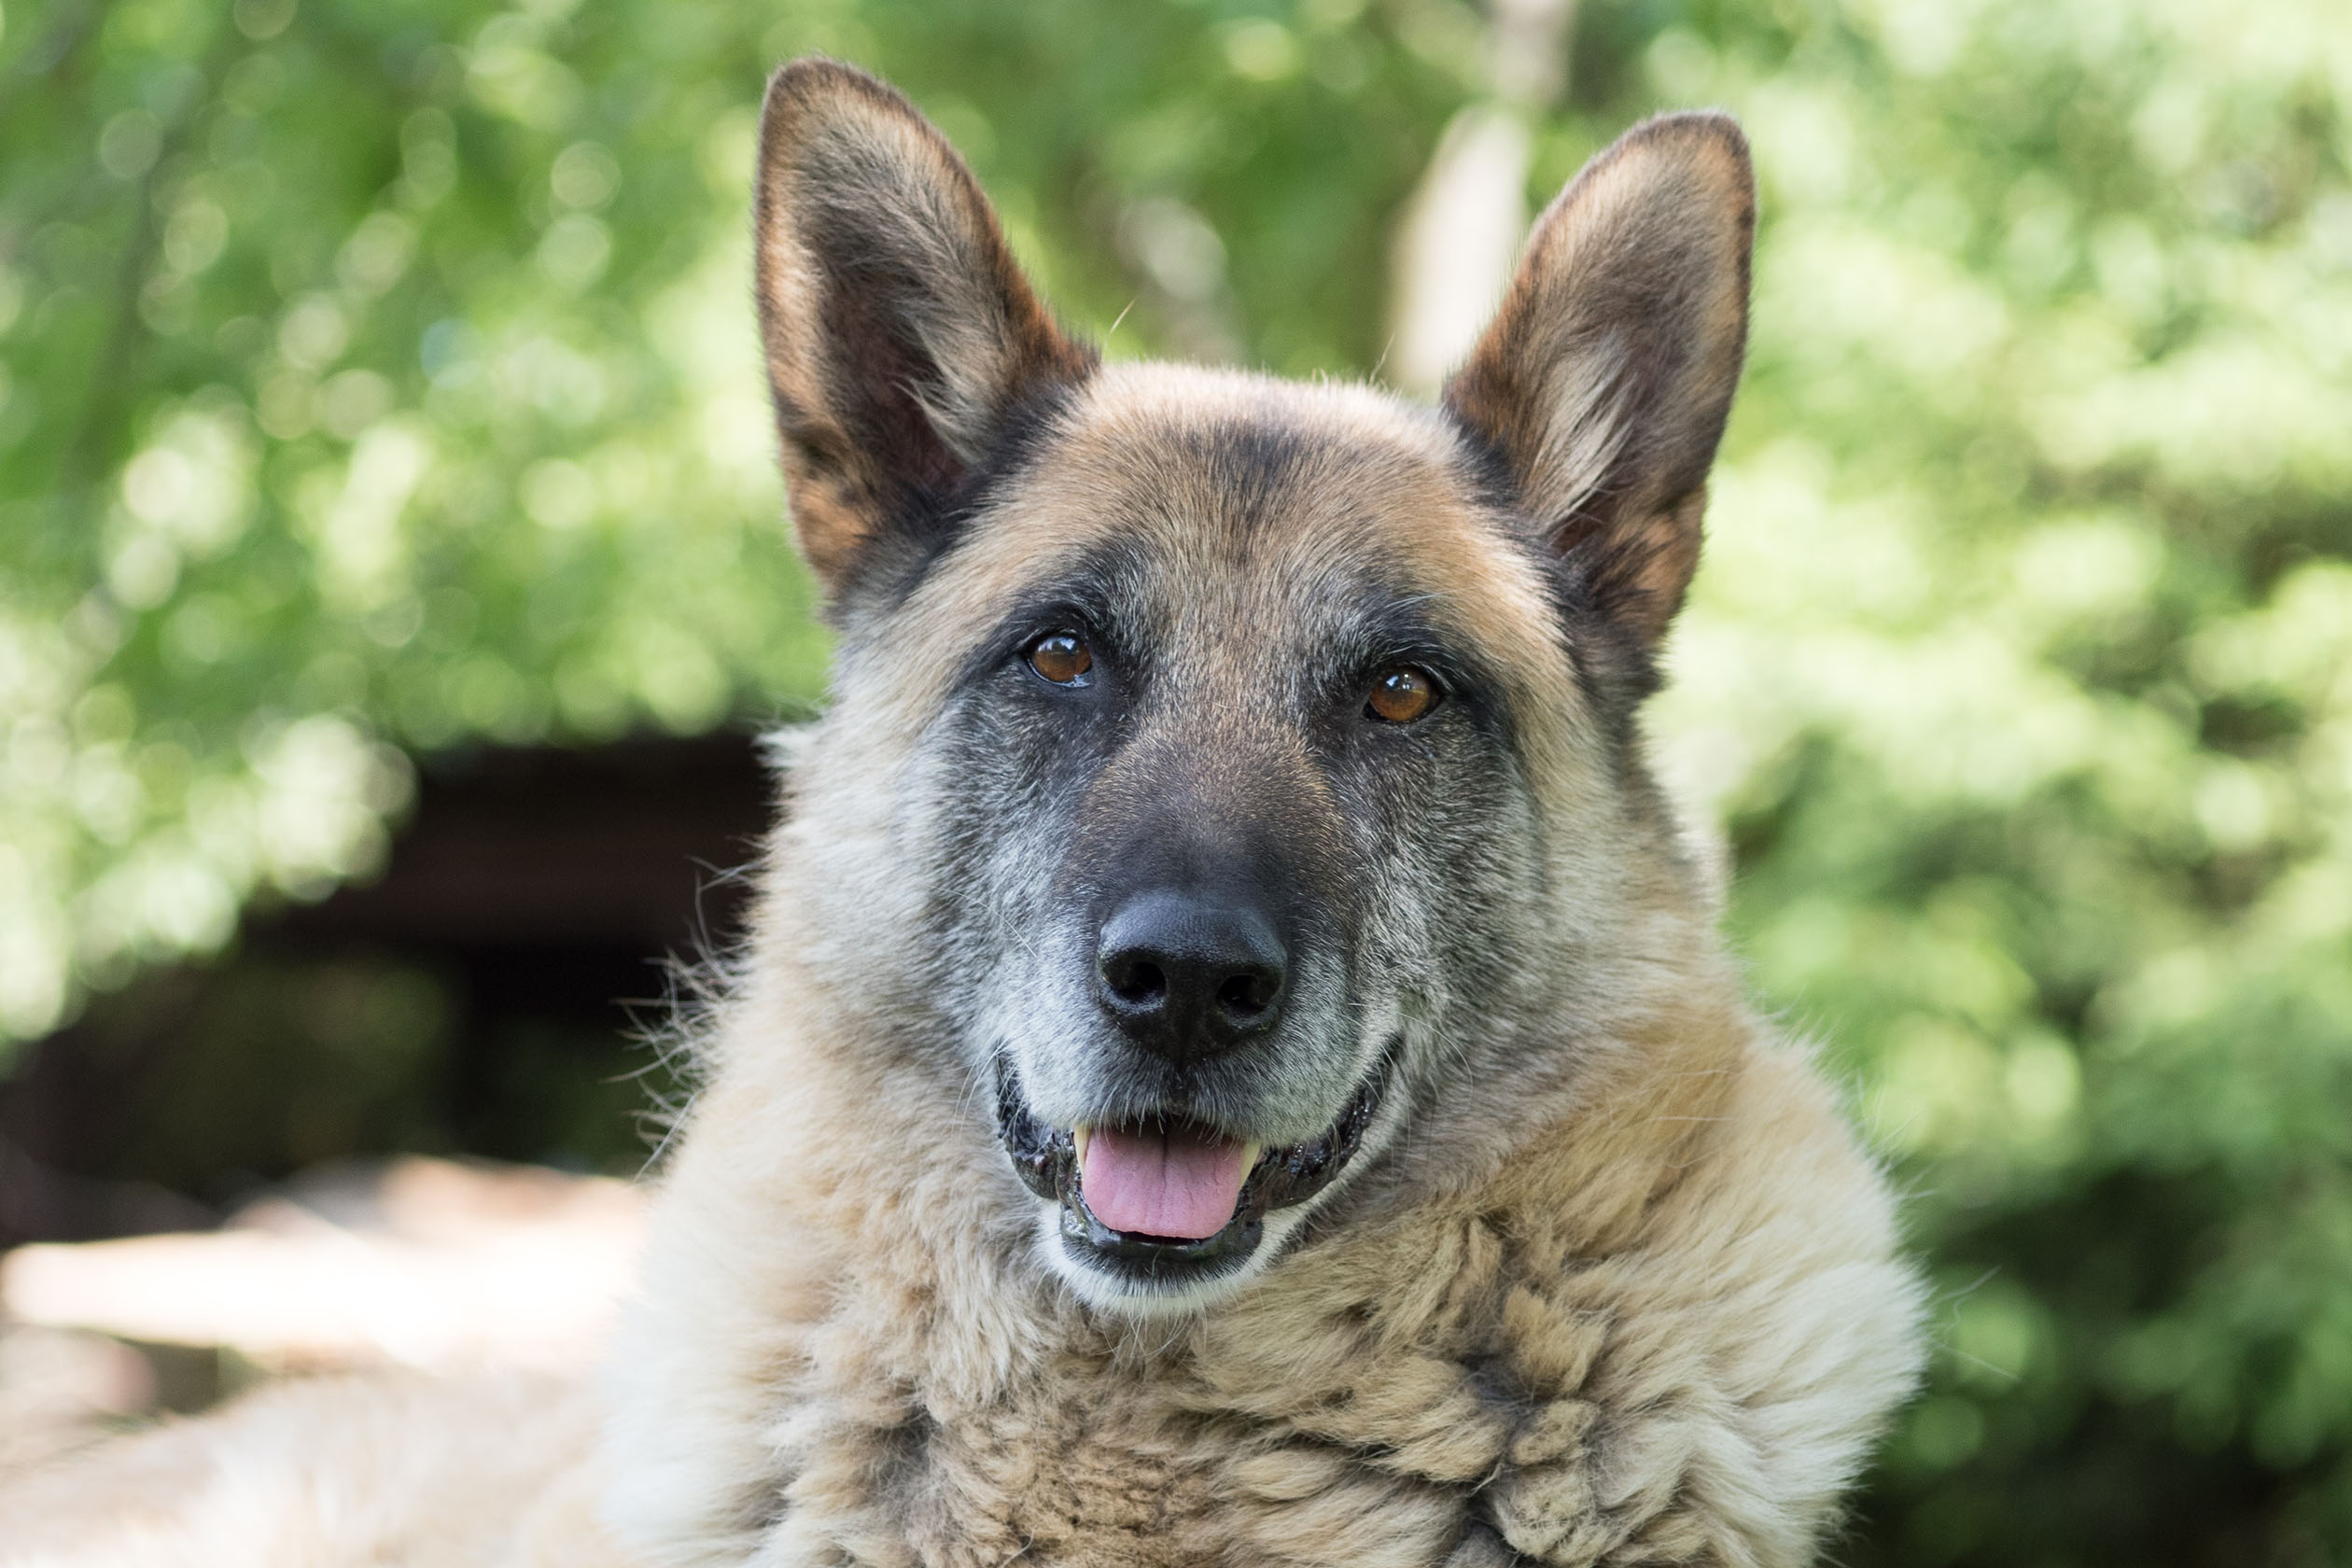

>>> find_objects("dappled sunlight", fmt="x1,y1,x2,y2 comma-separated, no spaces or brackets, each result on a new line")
1,0,2346,1557
2,1157,643,1375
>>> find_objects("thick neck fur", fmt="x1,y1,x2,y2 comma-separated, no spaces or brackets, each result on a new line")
600,692,1918,1568
604,75,1916,1556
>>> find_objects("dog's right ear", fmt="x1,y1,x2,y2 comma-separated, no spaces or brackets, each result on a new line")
1445,113,1754,650
753,60,1095,593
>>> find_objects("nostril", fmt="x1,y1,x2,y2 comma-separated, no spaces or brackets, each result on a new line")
1216,971,1277,1021
1105,954,1168,1009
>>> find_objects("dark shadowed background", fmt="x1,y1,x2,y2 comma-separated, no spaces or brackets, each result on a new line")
1,0,2348,1562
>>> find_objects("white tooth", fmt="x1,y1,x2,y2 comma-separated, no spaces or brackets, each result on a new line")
1073,1125,1091,1166
1241,1141,1262,1169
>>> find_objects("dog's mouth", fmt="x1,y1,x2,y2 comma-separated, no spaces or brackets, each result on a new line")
997,1057,1389,1290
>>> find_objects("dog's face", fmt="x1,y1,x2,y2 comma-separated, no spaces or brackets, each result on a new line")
917,379,1563,1307
751,63,1753,1311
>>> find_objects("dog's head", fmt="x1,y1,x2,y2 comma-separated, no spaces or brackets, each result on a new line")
751,61,1752,1312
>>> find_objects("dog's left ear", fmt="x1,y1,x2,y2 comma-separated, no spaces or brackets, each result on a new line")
753,59,1096,593
1445,112,1754,646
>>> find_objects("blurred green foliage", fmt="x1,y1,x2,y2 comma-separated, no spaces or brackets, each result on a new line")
2,0,2349,1561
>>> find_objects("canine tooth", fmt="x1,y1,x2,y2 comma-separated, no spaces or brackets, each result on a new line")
1073,1125,1091,1165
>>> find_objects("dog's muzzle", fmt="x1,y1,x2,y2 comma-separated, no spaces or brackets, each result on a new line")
995,1057,1389,1292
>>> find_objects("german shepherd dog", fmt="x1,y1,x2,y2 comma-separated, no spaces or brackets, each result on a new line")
0,60,1921,1568
595,59,1924,1568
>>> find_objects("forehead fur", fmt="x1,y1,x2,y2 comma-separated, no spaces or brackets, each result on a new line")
841,363,1593,758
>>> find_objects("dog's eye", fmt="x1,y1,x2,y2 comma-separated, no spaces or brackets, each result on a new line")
1365,665,1441,724
1025,631,1094,685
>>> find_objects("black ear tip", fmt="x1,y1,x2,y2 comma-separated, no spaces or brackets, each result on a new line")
1620,109,1753,182
761,57,918,131
758,58,964,194
767,56,875,93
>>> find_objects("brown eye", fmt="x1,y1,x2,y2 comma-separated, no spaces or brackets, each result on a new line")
1365,665,1441,723
1026,631,1094,685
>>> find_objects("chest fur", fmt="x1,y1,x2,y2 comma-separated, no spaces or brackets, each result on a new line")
811,1380,1480,1568
769,1227,1706,1568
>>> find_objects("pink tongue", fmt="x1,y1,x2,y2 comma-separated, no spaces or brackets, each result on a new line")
1079,1124,1252,1240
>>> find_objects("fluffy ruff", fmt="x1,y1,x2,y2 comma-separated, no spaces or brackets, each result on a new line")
595,865,1925,1568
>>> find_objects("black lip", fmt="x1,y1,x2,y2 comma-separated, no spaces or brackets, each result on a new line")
996,1051,1392,1288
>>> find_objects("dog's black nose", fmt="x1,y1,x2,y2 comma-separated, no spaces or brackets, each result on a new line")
1097,889,1287,1065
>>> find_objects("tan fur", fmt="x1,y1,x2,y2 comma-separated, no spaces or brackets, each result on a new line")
605,875,1919,1566
598,70,1920,1564
0,64,1922,1568
596,461,1919,1559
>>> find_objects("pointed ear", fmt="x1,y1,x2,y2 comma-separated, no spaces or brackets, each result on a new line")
754,60,1096,593
1444,112,1755,646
